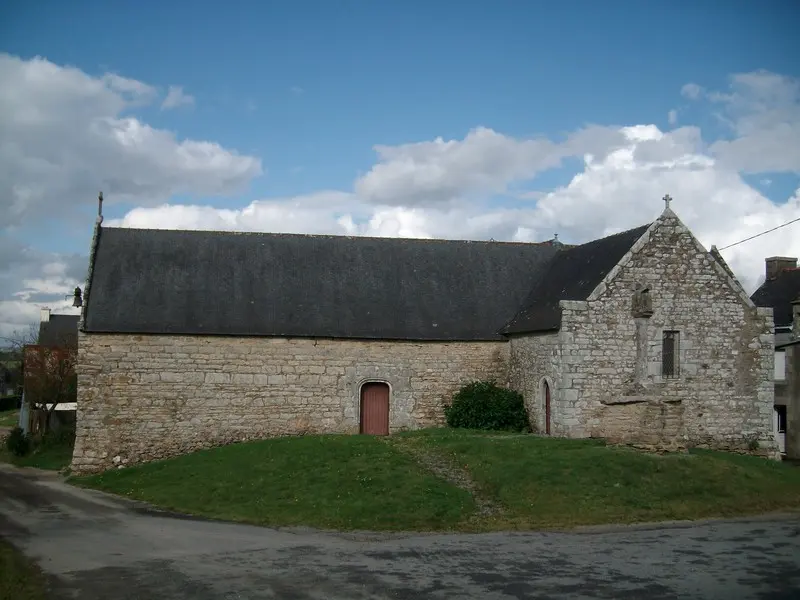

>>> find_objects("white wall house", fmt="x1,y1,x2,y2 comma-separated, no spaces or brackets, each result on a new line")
775,349,786,454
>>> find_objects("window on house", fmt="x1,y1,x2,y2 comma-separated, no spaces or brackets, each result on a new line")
775,350,786,382
776,405,787,434
662,330,680,378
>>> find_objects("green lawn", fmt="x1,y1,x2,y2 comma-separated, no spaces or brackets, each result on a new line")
404,429,800,529
0,427,75,472
73,434,474,531
2,442,74,471
0,540,49,600
72,429,800,532
0,409,19,428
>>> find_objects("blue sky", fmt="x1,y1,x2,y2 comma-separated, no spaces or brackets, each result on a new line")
3,0,797,202
0,0,799,334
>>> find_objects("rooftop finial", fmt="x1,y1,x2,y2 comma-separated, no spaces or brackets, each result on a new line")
663,193,672,210
97,191,104,225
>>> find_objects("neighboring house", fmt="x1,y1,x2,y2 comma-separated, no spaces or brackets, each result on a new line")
71,198,778,474
38,309,80,349
751,258,800,456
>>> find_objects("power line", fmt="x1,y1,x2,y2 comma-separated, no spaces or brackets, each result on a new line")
717,216,800,251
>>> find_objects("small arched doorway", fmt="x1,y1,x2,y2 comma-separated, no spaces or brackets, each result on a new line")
360,382,390,435
543,380,551,435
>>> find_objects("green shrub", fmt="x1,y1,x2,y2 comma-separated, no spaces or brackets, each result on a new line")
5,427,31,457
444,380,530,432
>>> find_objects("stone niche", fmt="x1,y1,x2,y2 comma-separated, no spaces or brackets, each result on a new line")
631,283,653,319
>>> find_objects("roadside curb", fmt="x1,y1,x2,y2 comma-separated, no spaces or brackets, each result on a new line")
561,511,800,535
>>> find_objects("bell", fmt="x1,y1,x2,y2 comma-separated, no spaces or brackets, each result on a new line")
72,287,83,308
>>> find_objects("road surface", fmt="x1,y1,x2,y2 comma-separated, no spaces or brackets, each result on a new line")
1,464,799,599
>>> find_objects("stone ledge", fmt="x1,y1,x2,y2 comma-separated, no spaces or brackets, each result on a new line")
601,396,683,405
602,396,648,405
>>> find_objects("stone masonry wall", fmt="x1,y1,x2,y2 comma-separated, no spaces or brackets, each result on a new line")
72,334,509,473
508,333,559,433
558,210,776,455
596,401,685,450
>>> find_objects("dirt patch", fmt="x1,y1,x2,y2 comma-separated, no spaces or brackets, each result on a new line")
384,437,503,518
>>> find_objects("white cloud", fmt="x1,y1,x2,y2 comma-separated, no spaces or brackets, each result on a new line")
0,53,262,227
681,83,703,100
707,71,800,173
102,73,158,105
0,238,85,340
107,191,359,235
353,125,626,207
290,86,304,95
680,70,800,173
531,135,800,292
668,109,678,125
161,85,195,110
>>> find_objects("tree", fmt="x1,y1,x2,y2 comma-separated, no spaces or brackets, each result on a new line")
0,322,39,353
23,345,77,434
0,322,38,397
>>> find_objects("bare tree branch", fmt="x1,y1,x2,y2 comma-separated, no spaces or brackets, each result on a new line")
0,322,39,353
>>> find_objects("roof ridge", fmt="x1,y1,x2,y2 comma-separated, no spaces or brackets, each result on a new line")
101,226,559,247
501,223,650,335
569,222,652,248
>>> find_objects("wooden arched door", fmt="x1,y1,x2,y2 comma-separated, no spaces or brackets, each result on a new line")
360,382,390,435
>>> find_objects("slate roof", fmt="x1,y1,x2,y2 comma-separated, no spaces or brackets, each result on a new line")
38,315,79,348
501,224,651,334
751,268,800,328
83,228,561,341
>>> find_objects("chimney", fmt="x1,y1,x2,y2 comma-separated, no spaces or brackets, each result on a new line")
40,307,50,323
765,256,797,280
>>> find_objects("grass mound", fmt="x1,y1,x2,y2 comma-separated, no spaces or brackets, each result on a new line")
72,429,800,532
74,434,473,531
409,429,800,528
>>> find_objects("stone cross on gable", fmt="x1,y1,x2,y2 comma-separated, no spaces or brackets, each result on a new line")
96,191,104,225
663,194,672,209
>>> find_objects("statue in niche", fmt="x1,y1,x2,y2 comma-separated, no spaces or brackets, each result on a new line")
631,283,653,318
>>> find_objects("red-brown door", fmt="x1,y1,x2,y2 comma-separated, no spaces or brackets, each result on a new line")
544,381,551,435
360,382,390,435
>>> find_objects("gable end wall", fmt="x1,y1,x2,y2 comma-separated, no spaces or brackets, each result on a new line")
558,211,776,454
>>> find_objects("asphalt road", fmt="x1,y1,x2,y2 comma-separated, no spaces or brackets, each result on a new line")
1,464,799,599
